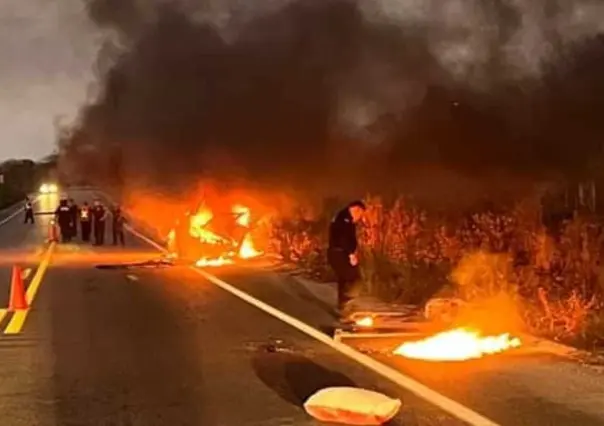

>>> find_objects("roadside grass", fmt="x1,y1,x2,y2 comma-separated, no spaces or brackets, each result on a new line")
269,196,604,349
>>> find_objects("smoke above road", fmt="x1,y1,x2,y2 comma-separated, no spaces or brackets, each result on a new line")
62,0,604,206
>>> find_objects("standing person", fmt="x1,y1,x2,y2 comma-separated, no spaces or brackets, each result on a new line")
55,198,72,242
68,199,79,240
79,201,92,242
23,197,35,224
92,199,107,246
327,200,367,320
112,206,126,246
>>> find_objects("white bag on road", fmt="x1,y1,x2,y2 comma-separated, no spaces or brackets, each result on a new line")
304,387,401,425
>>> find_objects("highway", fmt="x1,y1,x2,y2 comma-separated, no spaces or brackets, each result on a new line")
0,189,602,425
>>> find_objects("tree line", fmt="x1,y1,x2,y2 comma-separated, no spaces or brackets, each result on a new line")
0,154,58,209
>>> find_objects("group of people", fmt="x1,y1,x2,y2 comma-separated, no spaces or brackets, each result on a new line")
30,193,366,319
54,197,126,246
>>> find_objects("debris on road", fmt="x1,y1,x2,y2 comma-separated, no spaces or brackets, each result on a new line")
95,257,175,270
245,338,300,355
304,387,401,425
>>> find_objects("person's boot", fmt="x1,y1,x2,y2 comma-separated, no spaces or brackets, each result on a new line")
338,300,356,323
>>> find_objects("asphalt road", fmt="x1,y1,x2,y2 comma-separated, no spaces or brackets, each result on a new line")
0,190,469,426
1,189,603,425
212,268,604,426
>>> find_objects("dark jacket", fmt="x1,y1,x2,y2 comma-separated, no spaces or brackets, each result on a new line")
92,205,106,223
69,204,78,221
55,203,71,226
328,208,358,255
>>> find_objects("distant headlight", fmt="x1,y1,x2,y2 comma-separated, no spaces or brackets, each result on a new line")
39,183,58,194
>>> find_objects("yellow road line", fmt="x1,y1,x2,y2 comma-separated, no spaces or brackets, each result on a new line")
5,242,56,335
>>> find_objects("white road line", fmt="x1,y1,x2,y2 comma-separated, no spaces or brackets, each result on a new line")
0,206,25,227
0,196,41,227
126,225,501,426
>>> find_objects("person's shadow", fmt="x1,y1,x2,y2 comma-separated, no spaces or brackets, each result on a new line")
251,348,356,406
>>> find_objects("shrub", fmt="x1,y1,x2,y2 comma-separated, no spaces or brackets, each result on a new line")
270,195,604,347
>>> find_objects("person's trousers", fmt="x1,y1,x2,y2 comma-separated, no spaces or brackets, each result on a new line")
81,221,91,241
24,210,34,224
59,224,71,242
94,222,105,245
113,229,125,246
69,221,77,238
327,249,361,312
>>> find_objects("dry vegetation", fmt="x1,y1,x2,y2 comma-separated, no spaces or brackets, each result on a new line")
270,196,604,348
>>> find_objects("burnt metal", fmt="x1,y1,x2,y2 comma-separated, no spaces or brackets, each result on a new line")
95,257,176,270
246,338,298,354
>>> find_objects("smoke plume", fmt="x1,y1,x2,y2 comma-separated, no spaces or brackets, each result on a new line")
62,0,604,207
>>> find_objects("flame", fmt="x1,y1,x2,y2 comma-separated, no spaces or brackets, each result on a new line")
196,256,234,267
232,204,263,259
189,206,230,245
239,234,262,258
169,202,263,267
233,204,251,226
167,229,176,254
393,328,521,361
355,316,374,327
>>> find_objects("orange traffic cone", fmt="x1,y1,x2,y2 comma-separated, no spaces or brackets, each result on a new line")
48,221,57,243
8,265,28,311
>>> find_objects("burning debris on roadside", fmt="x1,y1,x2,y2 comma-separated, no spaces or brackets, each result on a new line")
337,301,524,362
392,328,522,361
167,200,264,267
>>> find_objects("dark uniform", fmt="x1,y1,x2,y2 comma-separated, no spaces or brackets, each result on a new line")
55,199,72,242
24,199,34,224
92,202,107,245
112,207,126,246
68,199,78,239
79,202,92,242
327,204,364,317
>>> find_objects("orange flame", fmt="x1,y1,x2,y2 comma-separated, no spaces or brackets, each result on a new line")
189,206,230,245
355,316,374,327
233,204,251,226
393,328,521,361
232,204,263,259
169,202,263,267
196,256,234,267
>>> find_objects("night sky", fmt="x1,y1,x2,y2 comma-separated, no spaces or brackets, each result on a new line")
21,0,604,206
0,0,99,161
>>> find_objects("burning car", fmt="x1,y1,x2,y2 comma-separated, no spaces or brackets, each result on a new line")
167,200,262,266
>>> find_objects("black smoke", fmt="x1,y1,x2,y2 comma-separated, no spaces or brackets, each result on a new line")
63,0,604,207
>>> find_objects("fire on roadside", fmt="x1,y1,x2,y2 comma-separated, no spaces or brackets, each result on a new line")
354,316,374,327
232,204,263,259
168,202,263,267
392,327,521,361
